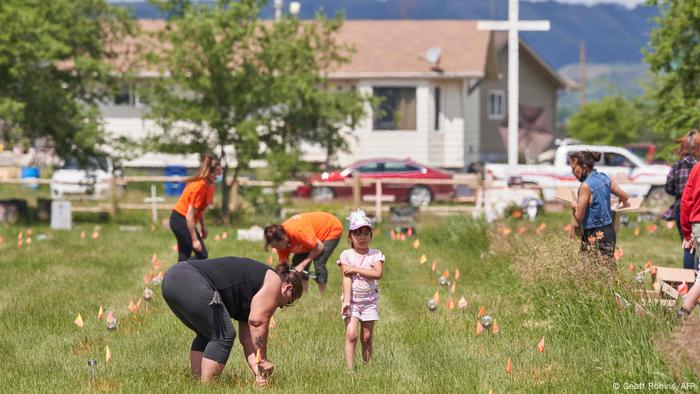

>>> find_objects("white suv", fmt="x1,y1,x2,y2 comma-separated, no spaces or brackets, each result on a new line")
51,156,114,199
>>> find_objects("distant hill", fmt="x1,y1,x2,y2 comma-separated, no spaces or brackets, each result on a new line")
114,0,659,69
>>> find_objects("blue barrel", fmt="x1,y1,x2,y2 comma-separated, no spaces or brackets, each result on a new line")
20,166,40,189
164,165,187,196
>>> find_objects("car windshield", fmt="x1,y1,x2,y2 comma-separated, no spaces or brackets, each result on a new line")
61,156,108,171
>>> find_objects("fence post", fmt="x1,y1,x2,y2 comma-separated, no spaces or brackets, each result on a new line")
375,180,382,223
353,176,361,209
230,179,239,212
109,177,119,217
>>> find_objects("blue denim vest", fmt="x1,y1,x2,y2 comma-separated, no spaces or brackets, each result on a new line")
582,170,612,229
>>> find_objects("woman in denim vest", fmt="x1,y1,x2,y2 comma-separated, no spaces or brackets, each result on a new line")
569,151,629,258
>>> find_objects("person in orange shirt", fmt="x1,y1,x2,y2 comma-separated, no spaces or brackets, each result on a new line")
170,155,221,261
264,212,343,293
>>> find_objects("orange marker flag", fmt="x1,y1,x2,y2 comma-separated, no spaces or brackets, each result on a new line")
97,305,104,320
222,231,228,239
80,231,86,240
537,336,545,353
269,315,276,329
492,320,500,335
536,223,546,234
441,270,449,279
432,291,440,303
17,231,22,240
614,248,624,262
136,298,143,308
389,230,396,240
267,255,273,265
450,281,456,294
0,235,4,244
431,261,437,272
678,282,689,295
458,296,468,309
26,237,31,246
476,320,484,336
505,357,513,374
26,229,32,237
105,345,112,363
477,306,486,318
128,300,138,313
171,244,178,251
399,233,406,241
666,221,675,230
214,234,221,241
407,227,413,237
634,227,640,236
646,224,658,234
447,298,455,310
91,231,100,240
17,238,22,248
563,223,573,234
419,254,427,264
454,268,460,281
517,226,527,235
643,261,652,270
255,349,261,364
502,226,512,236
651,266,657,276
412,239,420,249
74,313,85,328
628,263,635,273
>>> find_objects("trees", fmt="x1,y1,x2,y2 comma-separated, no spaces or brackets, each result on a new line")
0,0,132,159
644,1,700,139
145,0,368,218
565,95,652,146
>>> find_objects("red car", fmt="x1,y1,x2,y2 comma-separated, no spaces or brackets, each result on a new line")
296,158,455,206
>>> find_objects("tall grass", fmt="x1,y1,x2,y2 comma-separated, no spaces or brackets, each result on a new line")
0,213,695,393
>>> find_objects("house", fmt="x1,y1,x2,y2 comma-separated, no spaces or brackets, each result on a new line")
102,20,567,169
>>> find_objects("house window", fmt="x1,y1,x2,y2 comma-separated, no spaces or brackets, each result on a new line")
373,87,417,131
434,87,441,131
487,90,505,120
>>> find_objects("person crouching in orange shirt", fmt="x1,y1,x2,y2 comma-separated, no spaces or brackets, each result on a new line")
264,212,343,294
170,155,221,261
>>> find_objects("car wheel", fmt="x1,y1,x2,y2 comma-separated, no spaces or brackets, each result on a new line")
409,186,432,207
311,186,335,201
646,187,671,209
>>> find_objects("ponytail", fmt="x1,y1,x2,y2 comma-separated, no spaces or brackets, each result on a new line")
568,151,600,170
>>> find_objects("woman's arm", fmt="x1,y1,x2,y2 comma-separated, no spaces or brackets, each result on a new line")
572,183,591,223
294,240,324,272
342,261,384,279
247,272,281,361
665,165,678,196
186,205,202,251
610,180,629,206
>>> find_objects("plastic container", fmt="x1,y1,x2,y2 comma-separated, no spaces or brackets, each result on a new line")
20,166,40,189
164,165,187,196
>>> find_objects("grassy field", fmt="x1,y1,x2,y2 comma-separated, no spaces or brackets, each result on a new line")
0,209,698,393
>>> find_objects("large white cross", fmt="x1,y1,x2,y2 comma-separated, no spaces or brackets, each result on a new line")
478,0,550,166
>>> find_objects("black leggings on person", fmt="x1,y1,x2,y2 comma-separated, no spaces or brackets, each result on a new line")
170,210,208,262
162,262,235,364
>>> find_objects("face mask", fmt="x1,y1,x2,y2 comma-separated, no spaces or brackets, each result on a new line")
215,174,223,184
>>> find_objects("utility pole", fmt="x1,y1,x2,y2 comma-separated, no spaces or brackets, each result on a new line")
579,40,586,108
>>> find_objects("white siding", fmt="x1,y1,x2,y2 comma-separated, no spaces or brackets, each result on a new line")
463,79,481,166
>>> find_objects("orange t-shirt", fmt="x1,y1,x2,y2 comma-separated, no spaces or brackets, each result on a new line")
173,179,213,221
277,212,343,261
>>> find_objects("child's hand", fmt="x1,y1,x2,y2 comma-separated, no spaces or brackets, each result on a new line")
341,265,355,276
341,302,350,317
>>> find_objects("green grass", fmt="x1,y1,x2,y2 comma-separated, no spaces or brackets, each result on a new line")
0,211,696,393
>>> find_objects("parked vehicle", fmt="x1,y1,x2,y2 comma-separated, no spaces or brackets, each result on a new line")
295,158,455,206
624,143,665,164
485,144,671,205
51,156,115,199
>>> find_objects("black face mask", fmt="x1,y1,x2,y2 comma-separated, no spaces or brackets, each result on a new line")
578,173,587,182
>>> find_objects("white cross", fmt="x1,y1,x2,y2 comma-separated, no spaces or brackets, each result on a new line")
144,184,165,223
478,0,550,167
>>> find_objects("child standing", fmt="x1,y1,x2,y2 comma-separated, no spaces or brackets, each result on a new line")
337,210,384,370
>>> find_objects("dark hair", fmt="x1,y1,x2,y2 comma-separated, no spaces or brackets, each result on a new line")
348,226,373,249
185,153,219,183
568,151,601,170
264,224,287,250
676,129,700,158
274,263,303,302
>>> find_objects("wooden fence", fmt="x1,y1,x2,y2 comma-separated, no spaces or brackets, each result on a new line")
0,173,484,221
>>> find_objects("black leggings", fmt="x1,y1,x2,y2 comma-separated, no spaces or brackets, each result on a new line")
170,210,208,262
162,262,235,364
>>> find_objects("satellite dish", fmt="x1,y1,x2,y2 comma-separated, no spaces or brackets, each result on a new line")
425,47,442,65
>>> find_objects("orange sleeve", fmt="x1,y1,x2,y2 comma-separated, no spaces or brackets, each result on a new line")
277,248,290,262
190,182,209,211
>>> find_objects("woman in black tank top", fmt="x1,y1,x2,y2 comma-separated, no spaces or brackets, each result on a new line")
162,257,303,385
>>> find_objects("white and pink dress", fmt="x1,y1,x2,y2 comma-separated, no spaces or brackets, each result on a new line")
337,248,385,321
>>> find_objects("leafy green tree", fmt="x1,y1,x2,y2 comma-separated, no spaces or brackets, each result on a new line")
0,0,133,159
645,1,700,144
145,0,368,218
565,95,651,146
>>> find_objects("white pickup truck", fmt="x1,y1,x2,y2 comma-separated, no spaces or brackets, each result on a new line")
485,144,671,204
